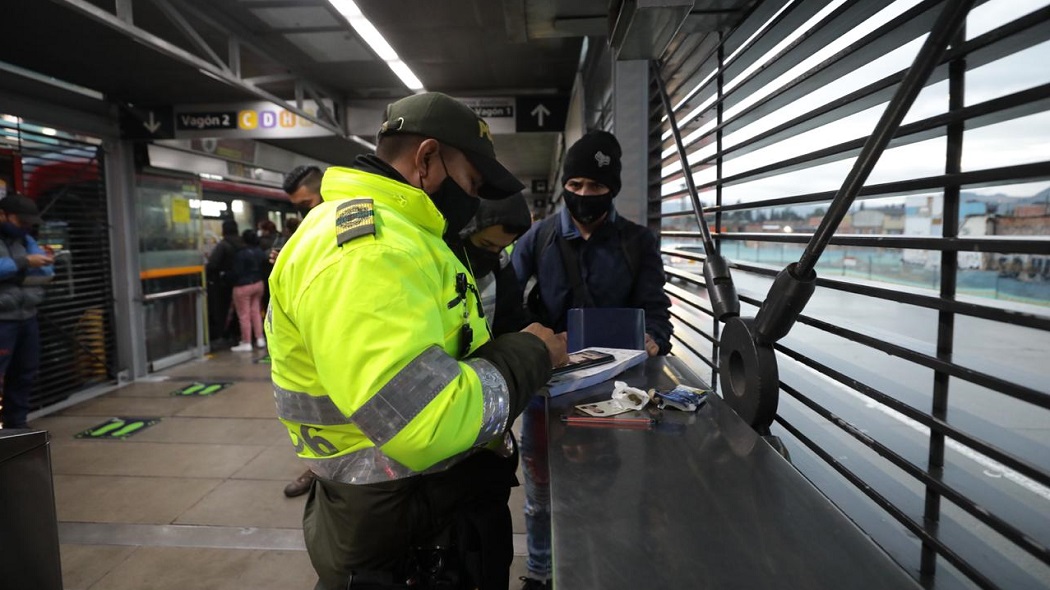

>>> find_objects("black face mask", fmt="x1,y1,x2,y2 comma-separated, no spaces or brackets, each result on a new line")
563,189,612,225
296,203,314,217
464,241,501,278
425,155,480,237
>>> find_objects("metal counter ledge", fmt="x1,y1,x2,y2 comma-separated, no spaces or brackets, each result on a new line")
544,356,919,590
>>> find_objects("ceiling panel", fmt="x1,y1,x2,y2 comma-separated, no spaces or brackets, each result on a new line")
283,31,374,63
250,6,340,29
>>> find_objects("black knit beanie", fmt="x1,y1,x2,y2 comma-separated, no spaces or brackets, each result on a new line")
560,130,622,197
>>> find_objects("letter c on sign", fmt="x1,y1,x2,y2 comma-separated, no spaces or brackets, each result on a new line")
239,110,258,130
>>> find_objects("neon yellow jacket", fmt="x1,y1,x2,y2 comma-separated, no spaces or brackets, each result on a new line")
266,167,512,484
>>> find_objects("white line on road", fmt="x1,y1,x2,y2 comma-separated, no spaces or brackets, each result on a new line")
800,364,1050,502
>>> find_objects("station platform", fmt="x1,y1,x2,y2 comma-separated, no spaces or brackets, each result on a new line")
34,350,531,589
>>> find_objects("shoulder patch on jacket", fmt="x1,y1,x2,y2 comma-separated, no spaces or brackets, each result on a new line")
335,198,375,246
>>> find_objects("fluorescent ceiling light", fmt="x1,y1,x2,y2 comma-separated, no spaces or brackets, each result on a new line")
328,0,425,92
387,60,424,93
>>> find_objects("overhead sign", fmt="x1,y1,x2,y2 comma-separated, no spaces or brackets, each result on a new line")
119,105,175,140
532,179,550,194
516,96,568,133
458,97,516,134
458,96,569,134
173,100,336,139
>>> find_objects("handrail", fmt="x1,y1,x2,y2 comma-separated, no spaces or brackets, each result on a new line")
142,286,203,302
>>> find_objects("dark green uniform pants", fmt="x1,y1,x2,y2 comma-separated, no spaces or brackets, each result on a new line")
305,449,518,590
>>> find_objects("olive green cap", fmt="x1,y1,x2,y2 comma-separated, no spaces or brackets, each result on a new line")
378,92,524,199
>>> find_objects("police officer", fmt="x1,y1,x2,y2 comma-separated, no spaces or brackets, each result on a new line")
267,92,567,589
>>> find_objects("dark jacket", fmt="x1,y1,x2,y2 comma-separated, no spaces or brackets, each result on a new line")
0,232,55,321
511,206,673,354
231,245,266,286
206,235,242,284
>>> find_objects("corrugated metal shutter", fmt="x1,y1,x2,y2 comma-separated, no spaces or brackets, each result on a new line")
654,1,1050,588
1,117,117,410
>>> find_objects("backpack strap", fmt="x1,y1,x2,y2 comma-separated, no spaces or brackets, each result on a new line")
534,216,595,308
553,232,595,308
613,215,643,282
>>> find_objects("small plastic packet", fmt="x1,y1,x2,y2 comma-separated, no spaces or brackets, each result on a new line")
653,385,708,412
574,381,652,418
611,381,651,410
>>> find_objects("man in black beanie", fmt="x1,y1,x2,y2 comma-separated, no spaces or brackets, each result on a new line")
510,130,672,589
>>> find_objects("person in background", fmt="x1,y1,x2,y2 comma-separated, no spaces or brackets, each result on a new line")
510,130,673,590
257,220,278,310
229,229,267,352
449,192,533,335
284,165,324,217
0,194,54,429
278,168,324,499
267,92,566,589
258,220,278,252
206,219,243,347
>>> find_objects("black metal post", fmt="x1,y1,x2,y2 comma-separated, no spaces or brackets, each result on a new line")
922,22,967,582
653,61,740,322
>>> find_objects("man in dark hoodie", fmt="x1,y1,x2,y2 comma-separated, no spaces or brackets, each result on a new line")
448,192,533,336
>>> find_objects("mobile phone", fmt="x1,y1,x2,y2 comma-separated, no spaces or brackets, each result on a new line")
551,350,616,376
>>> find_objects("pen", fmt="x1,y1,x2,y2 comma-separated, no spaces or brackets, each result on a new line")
561,414,656,427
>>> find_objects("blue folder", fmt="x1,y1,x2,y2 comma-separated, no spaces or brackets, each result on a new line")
566,308,646,353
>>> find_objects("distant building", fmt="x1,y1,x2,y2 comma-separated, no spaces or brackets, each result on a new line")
852,209,885,234
1014,204,1050,218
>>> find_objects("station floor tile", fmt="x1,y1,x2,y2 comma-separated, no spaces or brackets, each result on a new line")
173,479,308,529
54,474,223,524
50,440,267,479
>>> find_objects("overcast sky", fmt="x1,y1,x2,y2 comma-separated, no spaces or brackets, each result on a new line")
660,0,1050,206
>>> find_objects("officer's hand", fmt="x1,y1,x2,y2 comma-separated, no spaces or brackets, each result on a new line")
26,254,54,268
521,323,569,368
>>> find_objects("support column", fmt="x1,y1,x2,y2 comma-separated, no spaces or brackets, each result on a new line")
613,59,650,227
104,139,148,380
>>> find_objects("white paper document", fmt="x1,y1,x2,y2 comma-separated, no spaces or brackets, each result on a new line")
547,347,648,397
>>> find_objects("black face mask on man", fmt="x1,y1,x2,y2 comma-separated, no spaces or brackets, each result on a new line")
424,153,480,237
463,240,501,278
562,189,613,225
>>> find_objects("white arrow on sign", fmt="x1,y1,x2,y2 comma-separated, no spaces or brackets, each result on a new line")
143,111,162,134
530,104,551,127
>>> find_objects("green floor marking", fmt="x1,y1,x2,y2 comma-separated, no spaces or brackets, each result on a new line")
75,417,160,440
171,382,233,396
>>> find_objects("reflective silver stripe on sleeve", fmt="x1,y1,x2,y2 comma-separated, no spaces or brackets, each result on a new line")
350,345,460,447
465,358,511,447
303,445,480,485
273,383,351,425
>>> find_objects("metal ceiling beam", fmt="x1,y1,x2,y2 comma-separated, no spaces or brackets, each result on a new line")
48,0,371,146
149,0,231,74
175,1,345,102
